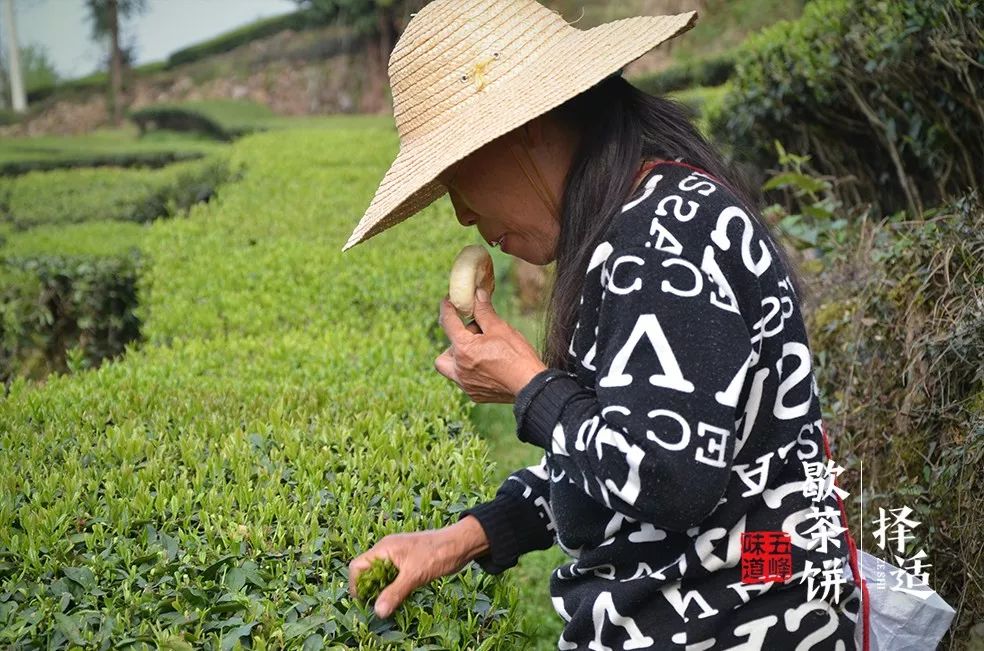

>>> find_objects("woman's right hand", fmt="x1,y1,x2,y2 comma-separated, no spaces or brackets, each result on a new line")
347,516,490,618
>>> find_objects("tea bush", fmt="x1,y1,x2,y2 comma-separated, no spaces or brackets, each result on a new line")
799,191,984,647
0,265,42,380
0,151,207,177
0,222,148,382
126,103,379,143
0,154,233,383
632,53,734,96
0,131,221,176
665,84,729,139
1,221,148,258
711,0,983,216
130,101,277,141
1,154,231,229
0,122,528,649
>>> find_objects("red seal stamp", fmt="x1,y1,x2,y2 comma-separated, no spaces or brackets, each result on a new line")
741,531,792,584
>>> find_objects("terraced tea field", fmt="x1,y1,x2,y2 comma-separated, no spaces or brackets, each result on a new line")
0,118,550,649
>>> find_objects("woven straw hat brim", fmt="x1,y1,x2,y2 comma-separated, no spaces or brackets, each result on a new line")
342,10,698,252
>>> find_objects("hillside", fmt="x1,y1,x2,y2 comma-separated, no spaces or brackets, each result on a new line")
3,0,804,137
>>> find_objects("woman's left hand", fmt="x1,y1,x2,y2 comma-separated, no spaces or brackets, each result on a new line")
435,288,547,403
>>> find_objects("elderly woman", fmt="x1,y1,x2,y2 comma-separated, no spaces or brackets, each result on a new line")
344,1,863,648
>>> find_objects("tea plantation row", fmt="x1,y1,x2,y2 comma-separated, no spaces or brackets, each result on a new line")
0,122,527,649
0,156,232,381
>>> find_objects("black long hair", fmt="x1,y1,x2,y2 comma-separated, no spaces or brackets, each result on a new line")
541,73,805,371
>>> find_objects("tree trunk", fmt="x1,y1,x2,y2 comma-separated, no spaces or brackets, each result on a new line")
360,7,399,114
108,0,123,126
1,0,27,113
378,6,396,111
360,34,384,114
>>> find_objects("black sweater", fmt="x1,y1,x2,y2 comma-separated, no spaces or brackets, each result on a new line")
459,161,862,649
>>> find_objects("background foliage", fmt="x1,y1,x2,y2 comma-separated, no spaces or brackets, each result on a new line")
804,192,983,646
712,0,983,216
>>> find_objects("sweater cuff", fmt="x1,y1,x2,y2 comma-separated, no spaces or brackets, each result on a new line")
457,492,554,575
513,369,582,448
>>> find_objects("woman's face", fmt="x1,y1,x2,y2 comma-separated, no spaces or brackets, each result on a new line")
437,117,576,266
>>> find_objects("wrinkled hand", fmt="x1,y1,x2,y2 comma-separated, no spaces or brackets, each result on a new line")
435,288,547,403
347,528,470,619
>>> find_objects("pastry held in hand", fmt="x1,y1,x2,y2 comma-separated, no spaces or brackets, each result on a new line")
449,245,495,321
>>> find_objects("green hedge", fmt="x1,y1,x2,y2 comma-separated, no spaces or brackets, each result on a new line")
0,265,43,380
0,123,527,647
1,154,231,229
710,0,983,215
805,191,984,647
129,101,276,141
0,220,148,259
0,130,222,177
165,10,329,69
25,62,167,105
0,222,148,383
0,154,233,382
631,53,735,95
0,151,207,176
0,109,22,127
666,84,730,139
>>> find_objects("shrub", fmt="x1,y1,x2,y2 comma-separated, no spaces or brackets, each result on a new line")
0,124,528,647
631,53,735,95
1,154,231,228
711,0,983,216
24,71,106,104
165,10,330,68
0,265,43,380
130,101,277,141
0,109,22,127
1,219,148,258
0,150,206,176
800,191,984,647
0,222,148,383
0,130,222,176
665,83,730,139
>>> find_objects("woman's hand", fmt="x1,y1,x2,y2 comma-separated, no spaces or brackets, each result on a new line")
435,288,547,403
348,517,489,618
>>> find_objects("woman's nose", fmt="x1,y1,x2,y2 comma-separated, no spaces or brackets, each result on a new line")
449,195,478,227
447,186,479,227
456,210,478,227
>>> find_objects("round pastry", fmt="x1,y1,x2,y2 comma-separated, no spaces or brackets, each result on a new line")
449,244,495,321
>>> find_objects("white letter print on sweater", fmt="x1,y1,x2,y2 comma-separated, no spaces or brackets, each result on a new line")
496,162,859,648
598,314,696,393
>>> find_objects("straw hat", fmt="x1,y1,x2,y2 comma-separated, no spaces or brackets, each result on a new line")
342,0,699,252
